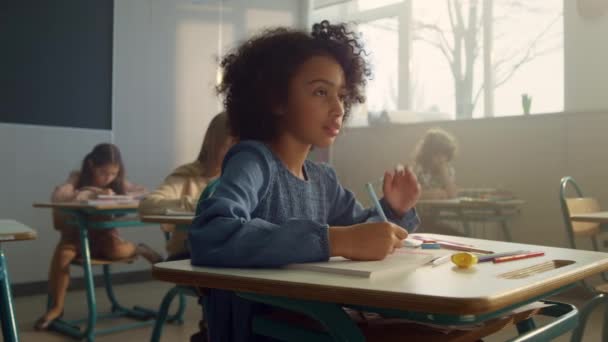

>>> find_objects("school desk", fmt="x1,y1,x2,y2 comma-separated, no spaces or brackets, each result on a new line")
140,214,196,342
33,202,164,341
0,220,37,342
417,199,525,241
151,233,608,341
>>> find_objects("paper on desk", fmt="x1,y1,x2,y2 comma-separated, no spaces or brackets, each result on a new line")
165,209,195,216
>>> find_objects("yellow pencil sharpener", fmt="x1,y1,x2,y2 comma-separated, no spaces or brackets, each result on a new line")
451,252,478,268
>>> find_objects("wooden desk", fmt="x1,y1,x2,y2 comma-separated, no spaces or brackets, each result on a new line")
139,214,197,342
153,234,597,340
33,202,160,341
34,201,140,211
0,220,37,342
416,199,525,241
153,233,607,317
570,211,608,224
140,214,195,226
417,198,525,209
0,220,37,242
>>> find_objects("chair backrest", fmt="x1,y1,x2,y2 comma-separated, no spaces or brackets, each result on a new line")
566,198,601,237
195,178,220,216
559,177,601,249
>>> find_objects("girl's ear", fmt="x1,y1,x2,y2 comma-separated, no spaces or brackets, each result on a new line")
273,105,286,116
271,97,287,116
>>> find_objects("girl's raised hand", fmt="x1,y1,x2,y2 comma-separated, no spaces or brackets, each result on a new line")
383,165,421,217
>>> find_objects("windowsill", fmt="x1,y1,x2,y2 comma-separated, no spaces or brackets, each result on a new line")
345,110,608,130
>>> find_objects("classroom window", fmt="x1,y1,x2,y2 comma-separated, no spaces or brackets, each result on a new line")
309,0,564,126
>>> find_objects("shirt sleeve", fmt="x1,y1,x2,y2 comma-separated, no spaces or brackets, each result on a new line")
188,143,330,268
138,174,201,215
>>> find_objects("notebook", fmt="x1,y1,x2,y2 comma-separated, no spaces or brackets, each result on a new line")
165,209,195,216
96,195,136,201
85,199,139,206
286,250,434,279
85,195,139,206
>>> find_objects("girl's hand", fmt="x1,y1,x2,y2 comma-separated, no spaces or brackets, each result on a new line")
383,165,421,217
100,188,115,196
329,222,408,261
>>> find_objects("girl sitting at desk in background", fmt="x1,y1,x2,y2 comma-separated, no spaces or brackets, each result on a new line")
412,128,465,236
413,128,458,200
35,143,162,330
138,112,234,259
188,21,421,342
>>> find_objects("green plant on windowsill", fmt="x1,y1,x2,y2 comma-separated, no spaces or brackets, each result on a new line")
522,93,532,115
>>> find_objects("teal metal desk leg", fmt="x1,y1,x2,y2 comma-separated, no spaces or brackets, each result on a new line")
457,208,473,236
571,293,607,342
150,286,182,342
497,209,514,242
77,213,98,342
516,317,536,334
0,246,19,342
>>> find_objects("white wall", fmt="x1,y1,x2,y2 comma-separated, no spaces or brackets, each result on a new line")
332,3,608,249
564,0,608,111
0,124,112,283
1,0,302,284
332,112,608,248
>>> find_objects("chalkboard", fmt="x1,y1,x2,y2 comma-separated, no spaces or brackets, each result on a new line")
0,0,114,129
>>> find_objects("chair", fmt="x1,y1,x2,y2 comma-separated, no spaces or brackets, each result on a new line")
241,292,579,342
559,176,608,342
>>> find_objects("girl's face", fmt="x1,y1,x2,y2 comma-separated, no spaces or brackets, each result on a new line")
431,154,449,169
92,163,120,188
281,55,347,148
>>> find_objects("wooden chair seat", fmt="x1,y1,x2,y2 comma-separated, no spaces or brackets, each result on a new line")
594,283,608,294
71,255,137,266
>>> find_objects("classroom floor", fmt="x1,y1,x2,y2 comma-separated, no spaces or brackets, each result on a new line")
13,281,604,341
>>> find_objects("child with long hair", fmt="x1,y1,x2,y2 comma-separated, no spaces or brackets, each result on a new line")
35,143,162,330
139,112,234,259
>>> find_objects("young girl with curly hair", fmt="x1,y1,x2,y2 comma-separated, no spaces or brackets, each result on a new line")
188,21,421,341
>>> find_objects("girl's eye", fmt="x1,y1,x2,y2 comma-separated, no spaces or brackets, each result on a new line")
339,94,347,102
314,89,328,96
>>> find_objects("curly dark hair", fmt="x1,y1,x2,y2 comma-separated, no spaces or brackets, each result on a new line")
216,20,372,141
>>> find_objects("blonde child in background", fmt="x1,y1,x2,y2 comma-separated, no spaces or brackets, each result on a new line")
35,143,162,330
138,112,234,259
413,128,458,200
412,128,464,236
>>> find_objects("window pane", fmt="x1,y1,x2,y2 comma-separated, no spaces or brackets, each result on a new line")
354,17,398,126
357,0,403,11
411,1,484,121
492,1,563,116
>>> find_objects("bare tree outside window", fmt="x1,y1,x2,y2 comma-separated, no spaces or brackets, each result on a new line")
413,0,563,119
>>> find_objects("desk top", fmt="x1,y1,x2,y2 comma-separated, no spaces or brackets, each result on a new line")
153,233,608,316
139,214,195,225
417,198,525,209
0,220,38,242
33,201,140,211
